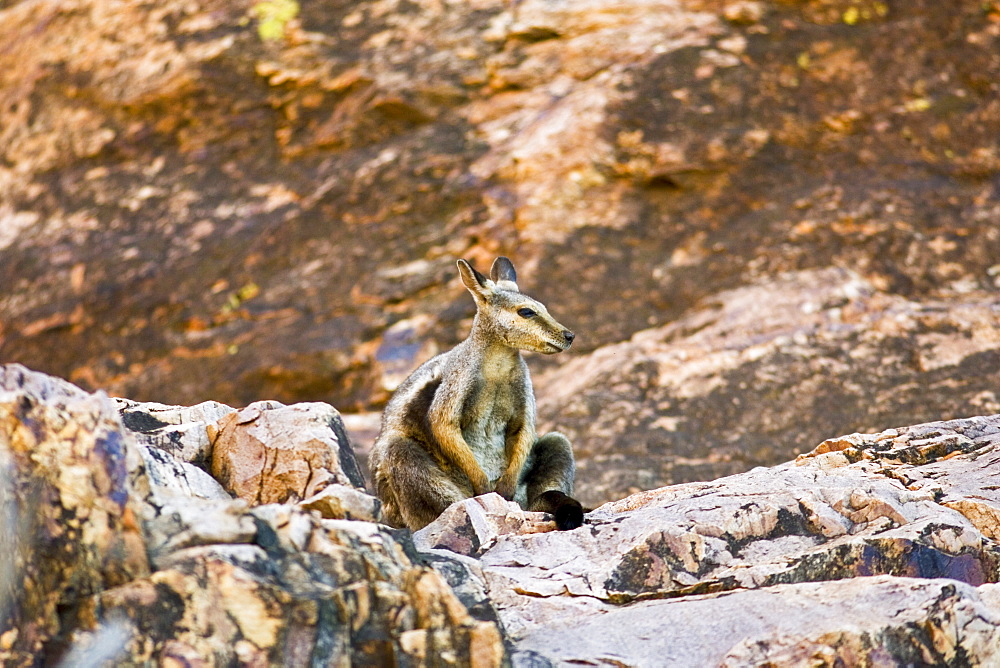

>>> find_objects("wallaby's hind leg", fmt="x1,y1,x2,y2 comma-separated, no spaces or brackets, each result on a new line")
375,436,471,530
523,432,584,530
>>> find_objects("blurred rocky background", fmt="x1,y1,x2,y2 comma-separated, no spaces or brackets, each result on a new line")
2,0,999,506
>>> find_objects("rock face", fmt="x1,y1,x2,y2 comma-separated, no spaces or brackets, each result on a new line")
0,365,503,666
535,267,1000,505
1,0,998,507
3,363,1000,666
421,412,1000,666
0,365,150,664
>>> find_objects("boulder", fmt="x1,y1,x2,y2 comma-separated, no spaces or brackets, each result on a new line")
137,445,231,502
209,400,367,505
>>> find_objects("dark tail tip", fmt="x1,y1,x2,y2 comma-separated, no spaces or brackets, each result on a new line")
536,490,584,530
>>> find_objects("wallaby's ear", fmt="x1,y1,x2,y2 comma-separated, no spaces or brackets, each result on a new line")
490,256,518,291
457,259,492,298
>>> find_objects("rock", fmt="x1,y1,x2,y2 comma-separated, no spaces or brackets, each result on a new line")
91,514,507,667
516,576,1000,667
0,365,150,665
299,482,382,522
115,398,238,467
0,364,508,666
210,401,368,505
341,410,382,483
536,268,1000,506
414,493,556,558
5,363,1000,665
413,412,1000,665
144,497,257,567
138,443,231,502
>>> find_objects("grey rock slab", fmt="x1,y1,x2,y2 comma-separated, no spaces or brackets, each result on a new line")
139,443,231,502
514,576,1000,667
114,397,239,465
472,428,1000,641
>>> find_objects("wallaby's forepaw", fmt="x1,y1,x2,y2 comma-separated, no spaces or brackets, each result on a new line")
536,490,584,530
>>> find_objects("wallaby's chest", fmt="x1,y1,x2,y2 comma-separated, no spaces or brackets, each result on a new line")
458,375,524,481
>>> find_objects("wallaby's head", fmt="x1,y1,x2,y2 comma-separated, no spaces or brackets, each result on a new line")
457,257,575,354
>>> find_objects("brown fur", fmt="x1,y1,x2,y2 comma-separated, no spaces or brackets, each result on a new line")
369,257,583,530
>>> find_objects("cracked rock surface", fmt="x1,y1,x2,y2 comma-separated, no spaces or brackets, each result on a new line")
416,411,1000,666
0,364,502,666
4,363,1000,665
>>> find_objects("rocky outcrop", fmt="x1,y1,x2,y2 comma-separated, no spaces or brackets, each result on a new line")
417,411,1000,666
0,365,150,663
0,365,503,666
535,267,1000,505
3,364,1000,665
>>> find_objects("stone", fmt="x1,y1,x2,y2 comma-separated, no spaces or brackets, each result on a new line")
5,364,1000,666
0,365,507,666
144,497,258,567
414,412,1000,665
413,493,556,558
114,507,508,666
115,398,238,467
138,443,231,502
210,401,367,505
299,483,382,523
0,365,150,665
90,515,506,665
516,576,1000,667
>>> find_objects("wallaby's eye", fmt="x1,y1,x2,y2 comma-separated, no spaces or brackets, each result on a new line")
517,307,537,318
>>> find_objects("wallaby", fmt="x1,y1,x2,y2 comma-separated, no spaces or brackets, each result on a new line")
369,256,584,531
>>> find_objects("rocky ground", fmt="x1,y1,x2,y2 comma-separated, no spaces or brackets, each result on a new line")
3,363,1000,666
2,0,999,505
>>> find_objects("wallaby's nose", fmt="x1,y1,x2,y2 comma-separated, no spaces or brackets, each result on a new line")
562,330,575,345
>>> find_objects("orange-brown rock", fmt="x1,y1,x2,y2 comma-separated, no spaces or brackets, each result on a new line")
210,401,367,505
